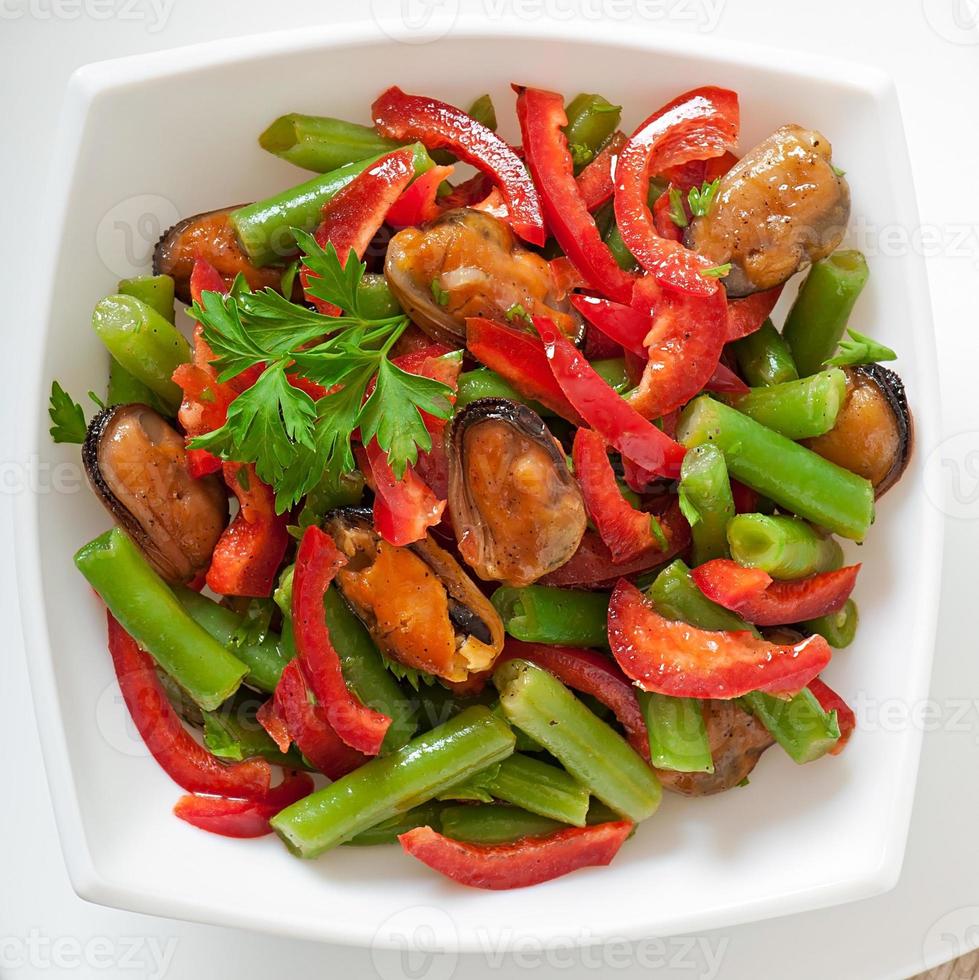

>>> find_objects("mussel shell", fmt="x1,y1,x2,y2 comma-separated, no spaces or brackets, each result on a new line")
447,398,587,587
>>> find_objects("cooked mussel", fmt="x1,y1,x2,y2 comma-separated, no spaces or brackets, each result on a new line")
447,399,586,587
323,509,504,683
804,364,912,497
83,404,228,583
384,208,583,345
153,207,286,304
685,125,851,297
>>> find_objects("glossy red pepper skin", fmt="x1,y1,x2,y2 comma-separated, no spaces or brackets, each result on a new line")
726,286,783,341
106,612,272,799
659,150,738,191
293,526,392,755
572,427,666,563
614,87,739,295
535,317,686,479
570,294,649,357
385,164,455,229
373,86,545,246
607,579,832,698
652,188,685,242
516,86,634,304
205,462,289,598
691,560,861,627
498,640,649,760
809,678,855,755
704,362,750,396
438,172,494,209
576,131,627,212
398,821,633,890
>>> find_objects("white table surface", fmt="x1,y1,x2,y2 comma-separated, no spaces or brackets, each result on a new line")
2,2,978,978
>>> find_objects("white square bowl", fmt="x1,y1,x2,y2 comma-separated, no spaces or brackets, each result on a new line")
16,19,942,951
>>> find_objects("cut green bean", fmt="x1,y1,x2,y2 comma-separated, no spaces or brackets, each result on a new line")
591,357,631,394
456,368,552,415
440,804,564,844
258,114,402,173
800,598,859,648
487,753,590,826
492,585,610,648
782,251,870,376
648,560,754,634
639,692,713,773
271,705,515,857
231,143,434,267
740,690,840,763
727,514,843,579
494,659,661,822
357,273,402,319
679,444,735,565
92,295,191,414
346,802,446,846
726,369,847,440
732,319,799,387
106,357,166,413
676,395,875,540
74,528,248,711
117,274,176,322
564,93,622,170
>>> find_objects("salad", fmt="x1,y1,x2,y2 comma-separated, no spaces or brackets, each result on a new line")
51,83,913,890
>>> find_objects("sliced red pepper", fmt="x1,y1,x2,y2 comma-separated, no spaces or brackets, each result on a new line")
173,771,314,839
730,479,759,515
572,427,667,563
515,85,634,304
704,362,750,396
385,163,455,229
205,462,289,598
614,87,739,295
809,677,856,755
659,150,738,190
535,317,686,478
691,560,861,627
570,294,649,357
438,172,494,209
499,640,649,760
466,316,583,424
727,286,783,341
575,131,627,212
549,256,585,296
652,188,685,242
106,612,271,799
608,579,831,698
398,821,633,890
373,86,545,246
293,526,392,755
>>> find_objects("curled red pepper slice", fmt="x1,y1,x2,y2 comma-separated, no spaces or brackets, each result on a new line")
535,317,686,479
398,821,633,890
607,579,832,698
614,87,739,295
727,286,783,341
575,131,627,212
809,678,856,755
516,85,634,303
373,86,545,246
385,164,455,229
691,560,861,627
293,526,392,755
704,362,750,396
570,294,649,357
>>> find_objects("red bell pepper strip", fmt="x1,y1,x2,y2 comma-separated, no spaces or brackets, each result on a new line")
535,317,686,479
398,821,633,890
691,560,861,627
106,612,271,799
498,640,649,760
385,163,455,229
570,294,649,357
466,316,583,423
575,131,627,212
549,256,585,296
372,86,545,246
659,150,738,191
205,462,289,598
809,678,855,755
439,172,494,209
515,85,634,304
614,87,739,295
652,188,685,242
730,479,759,515
293,526,392,755
572,427,667,563
173,771,314,839
727,286,783,341
607,579,832,698
704,362,750,396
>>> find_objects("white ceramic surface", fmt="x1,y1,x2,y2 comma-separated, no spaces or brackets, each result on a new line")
15,19,941,952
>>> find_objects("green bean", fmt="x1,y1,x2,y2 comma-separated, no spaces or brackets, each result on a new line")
345,802,447,846
92,295,191,414
564,93,622,171
294,468,365,534
271,705,515,857
172,586,288,694
467,94,498,132
492,585,610,648
74,528,248,711
639,692,713,773
679,444,735,565
799,598,859,648
456,368,552,415
117,274,176,322
782,251,870,376
440,804,564,844
258,114,402,173
494,659,661,822
726,369,846,440
648,560,755,633
357,273,402,319
230,143,434,267
106,358,166,414
727,514,843,579
676,395,875,540
732,319,799,388
487,753,590,825
591,358,631,394
740,690,840,763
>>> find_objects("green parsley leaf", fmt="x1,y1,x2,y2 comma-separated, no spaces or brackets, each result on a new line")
568,142,594,168
48,381,88,444
279,259,299,298
701,263,732,279
648,514,669,552
824,328,897,367
505,302,533,326
832,164,846,178
668,187,688,228
687,178,720,218
294,230,363,315
378,650,438,691
677,488,701,528
430,278,450,307
87,390,105,410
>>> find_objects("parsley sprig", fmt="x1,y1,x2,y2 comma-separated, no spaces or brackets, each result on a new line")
668,177,722,229
825,328,897,368
189,232,454,514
